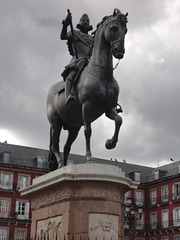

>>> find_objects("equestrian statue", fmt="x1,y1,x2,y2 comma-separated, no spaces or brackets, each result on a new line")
47,9,128,170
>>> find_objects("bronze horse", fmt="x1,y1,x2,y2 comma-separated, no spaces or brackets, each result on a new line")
47,9,128,170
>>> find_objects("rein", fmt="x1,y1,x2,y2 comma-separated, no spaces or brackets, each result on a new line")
112,59,120,70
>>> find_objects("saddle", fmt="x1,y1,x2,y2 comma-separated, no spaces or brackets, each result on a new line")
61,57,88,83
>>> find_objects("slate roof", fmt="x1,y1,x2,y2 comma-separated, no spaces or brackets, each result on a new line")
0,142,49,171
0,142,179,183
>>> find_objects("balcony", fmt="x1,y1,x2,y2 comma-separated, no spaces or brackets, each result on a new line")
0,210,10,218
0,181,13,191
134,198,144,207
124,219,180,232
159,194,169,205
172,193,180,202
149,197,157,207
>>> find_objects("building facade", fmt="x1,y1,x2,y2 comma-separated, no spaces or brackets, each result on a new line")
0,142,49,240
0,142,180,240
124,161,180,240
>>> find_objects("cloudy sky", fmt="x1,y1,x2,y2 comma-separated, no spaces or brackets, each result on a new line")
1,0,180,167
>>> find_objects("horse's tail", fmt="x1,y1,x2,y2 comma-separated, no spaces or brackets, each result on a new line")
48,127,58,171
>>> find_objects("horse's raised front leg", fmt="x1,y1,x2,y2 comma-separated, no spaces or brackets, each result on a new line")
105,108,123,149
82,101,92,161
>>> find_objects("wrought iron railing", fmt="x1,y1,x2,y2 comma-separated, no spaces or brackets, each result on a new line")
30,235,120,240
124,219,180,231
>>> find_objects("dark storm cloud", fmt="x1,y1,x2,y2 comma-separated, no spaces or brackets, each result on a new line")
1,0,180,167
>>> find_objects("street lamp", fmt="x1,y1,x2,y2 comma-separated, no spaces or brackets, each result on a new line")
124,197,143,240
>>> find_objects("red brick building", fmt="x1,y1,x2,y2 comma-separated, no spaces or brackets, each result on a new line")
123,161,180,240
0,142,49,240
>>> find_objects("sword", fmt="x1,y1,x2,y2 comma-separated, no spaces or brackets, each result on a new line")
67,9,78,59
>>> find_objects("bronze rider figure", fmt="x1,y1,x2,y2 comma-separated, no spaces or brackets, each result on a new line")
60,11,93,105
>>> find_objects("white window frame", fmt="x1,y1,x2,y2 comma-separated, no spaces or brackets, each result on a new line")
150,188,157,205
135,190,144,206
136,212,144,230
17,174,30,190
0,171,13,190
154,171,159,180
173,207,180,226
161,237,168,240
14,228,27,240
124,190,131,204
134,172,140,182
0,227,9,240
161,185,168,202
36,156,45,167
0,198,11,218
15,200,30,220
175,235,180,240
178,165,180,174
173,182,180,200
161,209,169,228
150,212,157,229
3,152,10,163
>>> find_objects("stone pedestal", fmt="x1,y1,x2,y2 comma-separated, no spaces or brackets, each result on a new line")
21,163,138,240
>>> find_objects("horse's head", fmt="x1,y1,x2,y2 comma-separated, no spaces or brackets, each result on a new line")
104,9,128,59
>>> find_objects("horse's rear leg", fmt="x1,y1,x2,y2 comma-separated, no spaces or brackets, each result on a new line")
105,108,123,149
63,127,80,166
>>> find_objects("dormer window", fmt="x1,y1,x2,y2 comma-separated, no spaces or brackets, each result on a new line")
154,171,159,180
1,152,10,163
34,156,46,167
154,170,167,180
129,171,140,182
134,172,140,182
178,164,180,174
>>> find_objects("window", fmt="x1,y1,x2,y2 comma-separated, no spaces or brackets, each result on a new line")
0,227,9,240
135,190,144,206
36,156,45,168
135,238,145,240
161,237,168,240
161,186,168,203
15,200,30,220
154,171,159,180
124,190,131,204
14,229,27,240
134,172,140,182
150,189,157,205
17,174,30,189
0,171,13,189
150,212,157,229
2,152,10,163
173,183,180,200
0,198,10,218
178,165,180,174
173,208,180,226
162,210,169,228
136,213,144,230
175,236,180,240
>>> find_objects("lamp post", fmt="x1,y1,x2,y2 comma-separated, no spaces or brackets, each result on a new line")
124,197,143,240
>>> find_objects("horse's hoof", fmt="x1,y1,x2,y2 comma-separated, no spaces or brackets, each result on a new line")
86,155,94,163
58,161,64,168
105,139,116,149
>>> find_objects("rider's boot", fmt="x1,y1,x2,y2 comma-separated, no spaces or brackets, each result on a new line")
65,78,75,105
